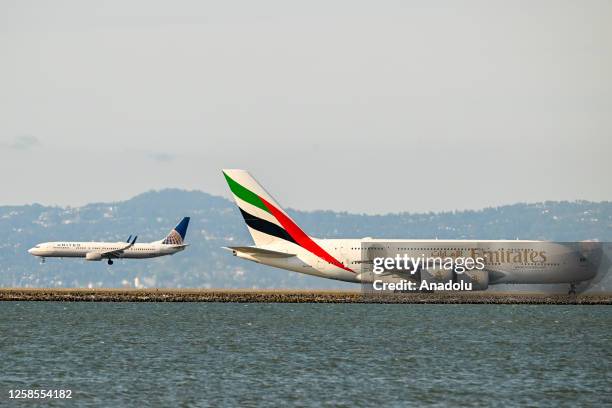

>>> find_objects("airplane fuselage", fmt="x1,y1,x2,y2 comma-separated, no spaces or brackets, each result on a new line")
233,238,597,286
29,241,186,260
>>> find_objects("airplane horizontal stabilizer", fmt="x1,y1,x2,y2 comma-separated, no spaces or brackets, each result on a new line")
223,246,296,258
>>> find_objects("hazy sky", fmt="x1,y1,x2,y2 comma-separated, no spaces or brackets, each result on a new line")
1,0,611,214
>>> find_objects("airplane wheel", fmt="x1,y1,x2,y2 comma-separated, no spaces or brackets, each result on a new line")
568,283,576,295
108,259,114,265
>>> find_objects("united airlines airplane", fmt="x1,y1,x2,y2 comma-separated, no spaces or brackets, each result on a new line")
222,170,601,294
28,217,190,265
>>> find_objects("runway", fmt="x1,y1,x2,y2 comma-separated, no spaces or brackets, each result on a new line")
1,288,611,304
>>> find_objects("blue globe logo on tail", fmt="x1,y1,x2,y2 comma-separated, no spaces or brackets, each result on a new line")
162,217,190,245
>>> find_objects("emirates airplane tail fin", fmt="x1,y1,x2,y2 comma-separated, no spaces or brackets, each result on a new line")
222,169,356,274
222,169,306,247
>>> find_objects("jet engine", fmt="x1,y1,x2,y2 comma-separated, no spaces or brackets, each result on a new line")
85,252,102,261
455,270,489,290
420,266,454,284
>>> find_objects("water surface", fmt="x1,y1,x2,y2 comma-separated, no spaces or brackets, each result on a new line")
1,303,610,407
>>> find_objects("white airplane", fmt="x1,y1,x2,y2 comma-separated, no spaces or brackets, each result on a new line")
28,217,190,265
222,170,601,294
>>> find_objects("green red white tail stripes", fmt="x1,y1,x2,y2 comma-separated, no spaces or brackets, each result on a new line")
223,170,354,273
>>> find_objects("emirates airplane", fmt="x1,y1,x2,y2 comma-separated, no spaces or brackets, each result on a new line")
28,217,190,265
222,170,602,294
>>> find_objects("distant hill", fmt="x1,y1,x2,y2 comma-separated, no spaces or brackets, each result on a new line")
1,190,610,289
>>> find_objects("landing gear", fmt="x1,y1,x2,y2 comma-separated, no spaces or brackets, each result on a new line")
40,257,45,264
107,259,114,265
568,283,577,295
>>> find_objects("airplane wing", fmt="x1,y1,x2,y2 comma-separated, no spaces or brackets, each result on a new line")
223,246,296,258
100,235,138,258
